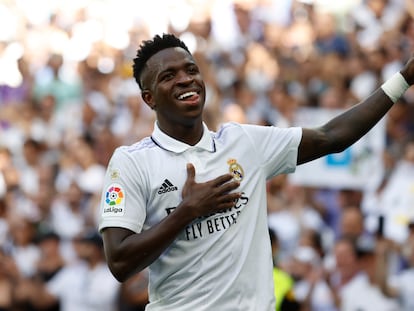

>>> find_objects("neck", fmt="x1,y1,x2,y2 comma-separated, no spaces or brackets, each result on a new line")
158,121,204,146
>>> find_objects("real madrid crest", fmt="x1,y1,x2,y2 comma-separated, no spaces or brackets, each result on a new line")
227,158,244,182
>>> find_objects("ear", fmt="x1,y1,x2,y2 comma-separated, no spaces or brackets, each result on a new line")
141,90,156,110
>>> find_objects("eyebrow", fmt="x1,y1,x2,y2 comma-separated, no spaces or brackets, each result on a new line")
156,61,197,79
161,61,196,72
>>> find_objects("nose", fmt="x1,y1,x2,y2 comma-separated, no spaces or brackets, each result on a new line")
176,70,193,85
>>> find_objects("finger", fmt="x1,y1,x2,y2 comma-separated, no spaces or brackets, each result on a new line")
217,180,240,194
182,163,195,198
216,194,241,209
219,192,241,204
186,163,195,183
211,173,235,187
216,202,236,210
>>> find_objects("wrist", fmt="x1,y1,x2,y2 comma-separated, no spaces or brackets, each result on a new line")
381,72,410,103
400,67,414,85
170,202,197,225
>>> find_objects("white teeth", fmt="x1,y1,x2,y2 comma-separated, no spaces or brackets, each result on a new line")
178,91,197,100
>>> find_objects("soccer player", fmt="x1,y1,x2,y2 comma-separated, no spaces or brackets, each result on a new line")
99,34,414,310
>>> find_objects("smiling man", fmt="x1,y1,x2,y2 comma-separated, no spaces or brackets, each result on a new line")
99,34,414,310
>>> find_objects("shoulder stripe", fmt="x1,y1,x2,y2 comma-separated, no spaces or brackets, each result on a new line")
125,137,156,153
215,122,236,140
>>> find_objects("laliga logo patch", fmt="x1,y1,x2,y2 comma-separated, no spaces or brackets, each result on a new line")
227,158,244,182
106,185,124,206
102,183,125,216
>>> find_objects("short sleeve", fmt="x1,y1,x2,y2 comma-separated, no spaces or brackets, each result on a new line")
98,147,147,233
241,124,302,179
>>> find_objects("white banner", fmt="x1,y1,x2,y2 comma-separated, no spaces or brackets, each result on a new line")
288,107,386,190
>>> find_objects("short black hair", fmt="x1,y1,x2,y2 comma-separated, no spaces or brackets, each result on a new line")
132,33,191,89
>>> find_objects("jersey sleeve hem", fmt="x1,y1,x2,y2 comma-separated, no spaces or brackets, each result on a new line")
285,127,303,174
99,219,141,233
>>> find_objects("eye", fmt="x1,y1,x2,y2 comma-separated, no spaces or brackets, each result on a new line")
187,66,199,74
160,72,175,81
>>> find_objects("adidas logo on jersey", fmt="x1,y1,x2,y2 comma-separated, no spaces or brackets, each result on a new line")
158,179,178,194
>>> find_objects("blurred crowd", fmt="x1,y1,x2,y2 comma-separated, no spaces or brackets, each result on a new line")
1,0,414,310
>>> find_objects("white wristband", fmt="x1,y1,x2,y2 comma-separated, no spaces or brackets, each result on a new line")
381,72,410,103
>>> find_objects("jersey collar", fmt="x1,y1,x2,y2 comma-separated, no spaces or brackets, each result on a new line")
151,121,216,153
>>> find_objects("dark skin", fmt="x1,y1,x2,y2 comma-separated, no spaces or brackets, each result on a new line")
102,47,414,282
140,47,206,144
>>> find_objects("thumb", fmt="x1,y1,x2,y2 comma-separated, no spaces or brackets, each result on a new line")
186,163,195,182
182,163,195,198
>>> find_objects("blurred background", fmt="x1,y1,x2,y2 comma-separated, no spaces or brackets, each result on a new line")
1,0,414,310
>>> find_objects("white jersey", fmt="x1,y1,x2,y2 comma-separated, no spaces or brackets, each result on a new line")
99,122,302,311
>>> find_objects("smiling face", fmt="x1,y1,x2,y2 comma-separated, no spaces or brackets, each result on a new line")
141,47,206,139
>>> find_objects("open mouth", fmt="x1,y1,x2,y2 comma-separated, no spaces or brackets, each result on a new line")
177,91,199,100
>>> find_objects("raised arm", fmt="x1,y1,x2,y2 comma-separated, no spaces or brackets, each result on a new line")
102,164,241,282
297,56,414,165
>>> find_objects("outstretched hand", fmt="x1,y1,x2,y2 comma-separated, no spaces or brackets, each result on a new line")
180,163,241,219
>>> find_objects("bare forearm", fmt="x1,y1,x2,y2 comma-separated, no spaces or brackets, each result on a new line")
322,88,393,152
298,63,414,165
103,206,193,282
103,164,241,282
298,88,394,164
